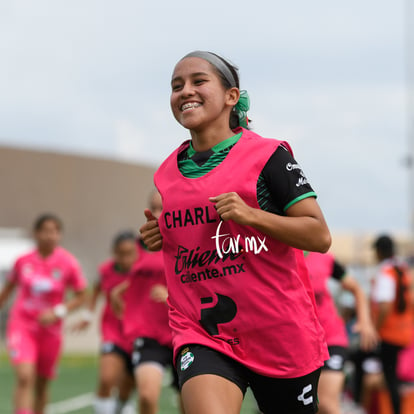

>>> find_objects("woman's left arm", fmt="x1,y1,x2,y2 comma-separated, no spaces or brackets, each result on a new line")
210,193,331,253
38,289,87,326
64,289,87,313
341,275,378,350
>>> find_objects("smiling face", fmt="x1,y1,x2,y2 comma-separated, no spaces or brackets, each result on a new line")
170,57,239,133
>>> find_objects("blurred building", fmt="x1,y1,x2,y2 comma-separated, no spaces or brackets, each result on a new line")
0,145,156,280
330,232,414,267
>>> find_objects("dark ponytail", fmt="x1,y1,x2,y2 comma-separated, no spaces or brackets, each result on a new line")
394,265,408,313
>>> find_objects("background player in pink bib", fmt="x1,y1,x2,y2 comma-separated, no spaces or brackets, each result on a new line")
304,251,377,414
72,231,137,414
140,51,332,414
111,191,182,414
0,213,87,414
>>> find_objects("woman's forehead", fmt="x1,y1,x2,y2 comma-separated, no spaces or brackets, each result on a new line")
172,57,215,79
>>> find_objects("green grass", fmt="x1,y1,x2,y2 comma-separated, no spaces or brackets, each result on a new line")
0,353,258,414
0,353,98,414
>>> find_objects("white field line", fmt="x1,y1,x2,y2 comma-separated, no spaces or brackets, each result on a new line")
45,392,94,414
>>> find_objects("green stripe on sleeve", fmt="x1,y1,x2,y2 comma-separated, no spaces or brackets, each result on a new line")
283,192,317,212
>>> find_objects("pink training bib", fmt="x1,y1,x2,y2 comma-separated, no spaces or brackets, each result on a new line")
155,127,328,378
122,241,172,347
98,260,132,351
305,252,348,347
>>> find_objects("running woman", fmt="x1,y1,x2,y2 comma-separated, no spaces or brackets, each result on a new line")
73,231,137,414
140,51,332,414
370,234,413,414
0,214,87,414
304,251,377,414
111,190,181,414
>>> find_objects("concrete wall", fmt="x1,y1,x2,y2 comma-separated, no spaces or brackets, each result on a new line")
0,145,156,279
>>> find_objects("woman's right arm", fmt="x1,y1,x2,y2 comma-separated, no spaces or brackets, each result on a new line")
70,281,101,332
0,281,16,309
87,281,102,313
140,209,163,251
341,274,378,351
110,280,130,318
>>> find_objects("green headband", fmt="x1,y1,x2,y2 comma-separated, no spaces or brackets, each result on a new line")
235,90,250,128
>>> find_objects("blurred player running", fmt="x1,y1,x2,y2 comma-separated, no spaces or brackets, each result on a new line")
304,251,377,414
111,190,182,414
73,231,137,414
0,213,87,414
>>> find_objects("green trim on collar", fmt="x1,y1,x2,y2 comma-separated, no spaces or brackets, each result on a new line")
187,132,242,157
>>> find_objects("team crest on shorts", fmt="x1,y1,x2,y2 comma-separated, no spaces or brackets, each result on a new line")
52,269,62,280
180,350,194,371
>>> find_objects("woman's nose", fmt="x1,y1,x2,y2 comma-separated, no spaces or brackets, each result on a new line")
180,81,195,97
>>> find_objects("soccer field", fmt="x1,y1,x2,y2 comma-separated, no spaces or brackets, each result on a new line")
0,353,258,414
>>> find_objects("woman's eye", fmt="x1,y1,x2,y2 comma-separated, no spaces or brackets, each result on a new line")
194,79,206,85
172,84,183,91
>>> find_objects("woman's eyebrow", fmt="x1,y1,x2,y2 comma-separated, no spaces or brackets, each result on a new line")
171,72,210,84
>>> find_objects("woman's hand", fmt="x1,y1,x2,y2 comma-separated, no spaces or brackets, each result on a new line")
209,192,255,226
69,309,93,332
150,284,168,304
140,209,163,251
38,309,59,326
70,319,91,333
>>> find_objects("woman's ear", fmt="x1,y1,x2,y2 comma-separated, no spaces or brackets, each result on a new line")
226,87,240,107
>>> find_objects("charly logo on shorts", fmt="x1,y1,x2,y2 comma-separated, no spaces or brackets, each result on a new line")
180,349,194,371
297,384,313,406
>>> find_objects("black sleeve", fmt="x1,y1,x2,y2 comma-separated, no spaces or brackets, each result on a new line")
331,260,346,281
259,145,317,214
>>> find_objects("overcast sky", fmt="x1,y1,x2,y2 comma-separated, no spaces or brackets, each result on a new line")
1,1,412,234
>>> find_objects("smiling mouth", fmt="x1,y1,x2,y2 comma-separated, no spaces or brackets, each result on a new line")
181,102,202,112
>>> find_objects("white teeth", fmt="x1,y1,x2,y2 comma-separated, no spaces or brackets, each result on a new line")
181,102,201,111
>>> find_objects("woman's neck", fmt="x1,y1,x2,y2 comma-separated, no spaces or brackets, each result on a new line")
115,263,132,273
38,247,55,258
190,125,235,152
